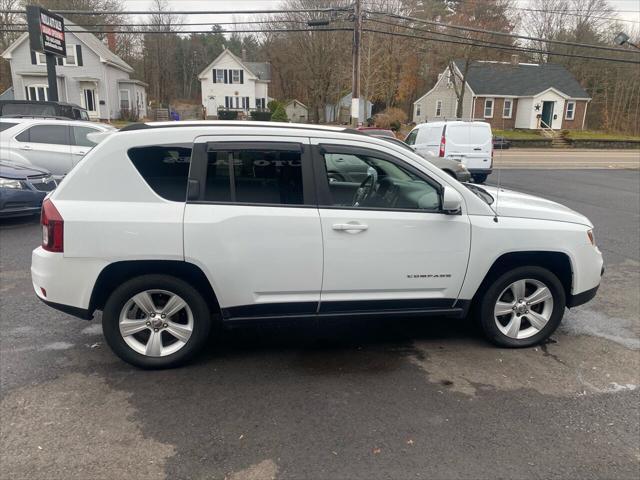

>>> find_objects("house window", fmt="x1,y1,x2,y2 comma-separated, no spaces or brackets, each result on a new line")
566,101,575,120
232,69,241,84
36,53,47,65
435,100,442,117
256,98,266,109
416,104,421,117
503,99,513,118
216,70,225,83
25,85,49,101
64,44,77,66
119,89,130,110
484,98,494,118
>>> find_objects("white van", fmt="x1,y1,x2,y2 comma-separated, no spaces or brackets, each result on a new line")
405,121,493,183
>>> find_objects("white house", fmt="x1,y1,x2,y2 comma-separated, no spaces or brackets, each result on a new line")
284,99,308,123
1,18,147,120
198,48,271,118
413,59,590,130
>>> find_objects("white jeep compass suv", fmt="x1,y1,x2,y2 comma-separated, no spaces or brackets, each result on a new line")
32,122,603,369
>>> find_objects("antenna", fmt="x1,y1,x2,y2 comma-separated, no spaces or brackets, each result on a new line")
493,166,501,222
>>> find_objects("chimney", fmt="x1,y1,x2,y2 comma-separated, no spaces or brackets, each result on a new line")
106,26,116,52
510,54,519,65
241,48,247,62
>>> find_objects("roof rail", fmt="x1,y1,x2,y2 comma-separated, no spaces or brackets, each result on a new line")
118,121,362,134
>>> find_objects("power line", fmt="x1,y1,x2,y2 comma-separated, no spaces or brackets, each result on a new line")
0,27,352,35
2,20,310,28
366,10,640,54
362,27,640,65
1,7,350,15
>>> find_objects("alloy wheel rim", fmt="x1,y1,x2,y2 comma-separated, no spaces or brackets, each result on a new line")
494,279,554,340
119,289,194,357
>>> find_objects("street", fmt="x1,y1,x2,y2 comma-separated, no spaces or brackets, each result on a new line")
493,149,640,169
1,169,639,480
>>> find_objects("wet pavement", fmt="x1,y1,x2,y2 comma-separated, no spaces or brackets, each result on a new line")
1,169,639,480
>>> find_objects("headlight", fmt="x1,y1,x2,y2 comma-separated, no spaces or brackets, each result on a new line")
0,178,24,189
587,229,595,246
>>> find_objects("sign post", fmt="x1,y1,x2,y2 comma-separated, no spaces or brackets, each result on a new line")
26,6,65,102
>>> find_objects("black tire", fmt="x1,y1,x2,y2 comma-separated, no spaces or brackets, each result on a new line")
472,173,488,183
102,274,212,369
477,266,566,348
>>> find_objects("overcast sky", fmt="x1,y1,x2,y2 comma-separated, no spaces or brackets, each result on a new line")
120,0,640,33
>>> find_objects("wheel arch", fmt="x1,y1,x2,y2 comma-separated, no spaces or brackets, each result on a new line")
470,251,573,307
89,260,220,315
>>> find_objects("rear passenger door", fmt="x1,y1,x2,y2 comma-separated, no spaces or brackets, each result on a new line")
183,136,323,320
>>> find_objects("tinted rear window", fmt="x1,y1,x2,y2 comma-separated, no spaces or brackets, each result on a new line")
128,145,192,201
0,122,17,132
16,125,69,145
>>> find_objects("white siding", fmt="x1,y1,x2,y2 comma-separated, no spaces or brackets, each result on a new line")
414,68,474,123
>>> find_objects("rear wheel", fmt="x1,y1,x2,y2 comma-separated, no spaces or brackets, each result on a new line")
102,274,211,369
478,266,565,347
472,173,488,183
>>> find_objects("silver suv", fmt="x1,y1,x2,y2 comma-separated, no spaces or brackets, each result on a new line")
0,118,113,178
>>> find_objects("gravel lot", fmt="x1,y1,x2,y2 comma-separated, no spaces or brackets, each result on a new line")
1,169,639,480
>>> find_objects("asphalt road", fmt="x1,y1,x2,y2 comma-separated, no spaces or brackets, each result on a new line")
1,169,639,480
493,149,640,169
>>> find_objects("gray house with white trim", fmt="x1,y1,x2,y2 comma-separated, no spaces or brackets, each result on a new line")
413,60,591,130
1,18,147,121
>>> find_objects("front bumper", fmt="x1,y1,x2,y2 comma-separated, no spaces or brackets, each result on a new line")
468,168,493,176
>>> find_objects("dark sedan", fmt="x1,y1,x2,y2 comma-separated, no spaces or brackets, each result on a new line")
0,161,56,218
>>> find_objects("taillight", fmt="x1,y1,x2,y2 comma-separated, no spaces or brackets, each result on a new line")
439,135,445,157
41,198,64,252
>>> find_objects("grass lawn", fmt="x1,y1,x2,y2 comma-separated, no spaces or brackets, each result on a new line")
493,129,544,140
564,130,640,141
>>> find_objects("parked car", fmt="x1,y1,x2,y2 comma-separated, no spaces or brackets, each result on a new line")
0,160,56,218
356,127,395,137
32,121,603,369
405,121,493,183
0,100,90,121
0,118,114,178
370,134,471,182
493,136,512,149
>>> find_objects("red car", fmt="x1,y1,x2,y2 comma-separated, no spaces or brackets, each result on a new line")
356,127,395,138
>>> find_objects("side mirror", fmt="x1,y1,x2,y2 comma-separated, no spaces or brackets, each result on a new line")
442,186,462,215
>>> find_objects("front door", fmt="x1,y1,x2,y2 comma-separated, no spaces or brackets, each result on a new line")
206,97,218,118
82,88,99,118
183,136,323,319
311,139,471,314
541,101,554,128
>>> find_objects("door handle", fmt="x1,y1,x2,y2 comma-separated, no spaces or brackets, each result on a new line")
20,145,33,150
332,223,368,232
473,148,482,151
73,150,88,156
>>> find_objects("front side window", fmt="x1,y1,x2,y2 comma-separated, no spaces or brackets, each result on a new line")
128,144,192,201
503,99,513,118
0,122,17,132
16,125,69,145
204,148,304,205
435,100,442,117
405,129,418,145
484,98,494,118
320,151,440,211
566,101,575,120
72,126,100,147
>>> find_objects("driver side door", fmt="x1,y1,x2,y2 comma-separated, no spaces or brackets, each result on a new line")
311,139,471,315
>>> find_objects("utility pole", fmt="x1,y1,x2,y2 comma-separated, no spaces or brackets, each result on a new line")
350,0,362,127
45,53,59,101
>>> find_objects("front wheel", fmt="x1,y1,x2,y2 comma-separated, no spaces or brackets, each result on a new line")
478,266,566,348
102,275,212,369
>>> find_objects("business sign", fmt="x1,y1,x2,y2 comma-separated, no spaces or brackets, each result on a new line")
26,6,66,57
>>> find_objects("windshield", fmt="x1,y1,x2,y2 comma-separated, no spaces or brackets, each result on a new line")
462,182,494,205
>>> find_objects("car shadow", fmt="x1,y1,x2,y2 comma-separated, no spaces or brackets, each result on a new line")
0,214,40,229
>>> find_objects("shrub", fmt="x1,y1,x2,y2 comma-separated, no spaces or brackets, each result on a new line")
383,107,408,125
119,107,140,122
373,113,391,129
217,109,239,120
267,100,283,113
271,105,289,122
251,110,272,121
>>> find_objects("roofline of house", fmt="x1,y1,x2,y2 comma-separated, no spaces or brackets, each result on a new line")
197,48,261,80
413,63,475,105
285,99,308,109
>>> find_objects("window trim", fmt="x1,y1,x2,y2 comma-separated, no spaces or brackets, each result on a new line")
484,98,494,118
187,140,317,207
25,84,49,101
232,69,241,84
216,69,225,83
435,100,442,117
565,101,576,120
63,44,77,66
502,99,513,119
312,144,444,214
119,89,131,110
